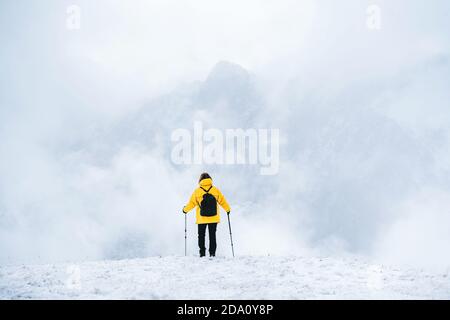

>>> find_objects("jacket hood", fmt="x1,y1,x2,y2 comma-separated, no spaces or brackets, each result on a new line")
199,178,213,188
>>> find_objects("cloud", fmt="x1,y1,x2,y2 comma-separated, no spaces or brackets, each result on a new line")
374,188,450,271
0,1,449,269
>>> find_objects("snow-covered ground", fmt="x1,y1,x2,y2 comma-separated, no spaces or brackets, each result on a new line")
1,255,449,299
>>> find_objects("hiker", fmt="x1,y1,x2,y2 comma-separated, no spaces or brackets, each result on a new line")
183,173,231,257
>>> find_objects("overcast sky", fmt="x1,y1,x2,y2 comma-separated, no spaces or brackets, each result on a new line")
0,0,449,269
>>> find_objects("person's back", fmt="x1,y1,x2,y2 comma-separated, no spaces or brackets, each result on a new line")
183,173,231,257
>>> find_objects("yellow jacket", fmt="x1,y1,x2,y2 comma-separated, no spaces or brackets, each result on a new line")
183,178,231,224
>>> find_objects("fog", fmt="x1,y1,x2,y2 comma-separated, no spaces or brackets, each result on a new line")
0,0,449,270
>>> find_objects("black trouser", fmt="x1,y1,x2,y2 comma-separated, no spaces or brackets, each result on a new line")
198,223,217,256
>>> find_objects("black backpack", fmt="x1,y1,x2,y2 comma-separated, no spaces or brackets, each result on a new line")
199,186,217,217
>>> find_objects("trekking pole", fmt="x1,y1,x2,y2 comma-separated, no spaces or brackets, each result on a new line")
184,213,187,256
226,212,235,258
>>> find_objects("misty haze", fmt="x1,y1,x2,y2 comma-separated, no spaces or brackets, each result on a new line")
0,0,449,300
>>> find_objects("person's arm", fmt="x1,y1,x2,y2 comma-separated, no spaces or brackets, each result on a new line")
182,191,197,214
216,188,231,214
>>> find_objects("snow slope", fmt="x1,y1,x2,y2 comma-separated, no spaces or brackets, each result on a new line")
1,255,449,299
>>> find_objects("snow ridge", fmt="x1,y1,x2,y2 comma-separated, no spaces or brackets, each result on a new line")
1,255,449,299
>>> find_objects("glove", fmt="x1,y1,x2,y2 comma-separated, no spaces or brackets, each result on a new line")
227,211,230,215
182,208,187,214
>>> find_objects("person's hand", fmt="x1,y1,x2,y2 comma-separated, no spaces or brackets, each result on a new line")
182,208,187,214
227,211,230,215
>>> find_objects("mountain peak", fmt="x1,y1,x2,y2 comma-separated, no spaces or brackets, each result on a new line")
205,61,250,84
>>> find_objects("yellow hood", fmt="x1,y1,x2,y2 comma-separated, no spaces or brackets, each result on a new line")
199,178,213,188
